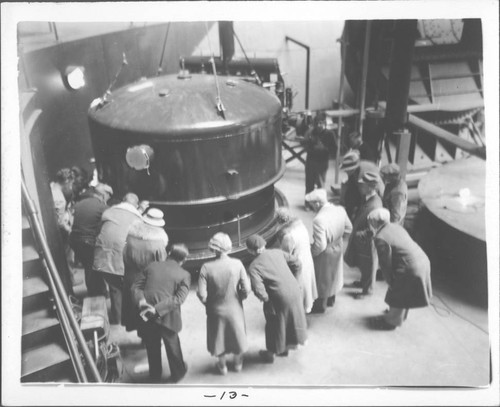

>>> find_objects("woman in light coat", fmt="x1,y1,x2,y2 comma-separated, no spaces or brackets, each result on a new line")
368,208,433,330
305,188,352,313
274,208,318,314
197,233,251,375
122,208,169,337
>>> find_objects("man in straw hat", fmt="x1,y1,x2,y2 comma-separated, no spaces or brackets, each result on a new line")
122,208,169,337
305,188,352,313
197,232,250,375
344,171,383,299
367,208,432,330
246,234,307,363
339,150,383,221
380,163,408,226
132,243,191,382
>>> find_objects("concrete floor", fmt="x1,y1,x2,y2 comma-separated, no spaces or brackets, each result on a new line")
79,157,490,388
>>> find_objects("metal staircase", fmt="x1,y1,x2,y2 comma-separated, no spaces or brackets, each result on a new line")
21,208,76,382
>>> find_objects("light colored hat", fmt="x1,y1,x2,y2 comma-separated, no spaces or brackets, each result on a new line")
95,183,113,197
367,208,390,230
246,234,266,251
340,151,360,171
358,171,381,186
380,163,401,180
275,207,293,224
208,232,232,253
143,208,165,227
305,188,328,205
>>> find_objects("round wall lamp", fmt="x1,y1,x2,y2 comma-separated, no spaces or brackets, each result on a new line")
64,66,86,90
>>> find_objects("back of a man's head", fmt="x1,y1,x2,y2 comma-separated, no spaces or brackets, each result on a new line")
123,192,139,208
169,244,189,264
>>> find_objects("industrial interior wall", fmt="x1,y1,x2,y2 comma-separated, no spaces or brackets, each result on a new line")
200,21,355,112
18,22,215,178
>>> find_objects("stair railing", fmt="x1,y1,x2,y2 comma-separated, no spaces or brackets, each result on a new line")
21,178,102,383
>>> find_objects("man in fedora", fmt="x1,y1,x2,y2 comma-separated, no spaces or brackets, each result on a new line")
344,171,383,298
339,151,383,221
380,163,408,226
132,243,190,383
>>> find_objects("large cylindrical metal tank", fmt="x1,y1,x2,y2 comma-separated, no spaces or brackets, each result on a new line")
88,73,285,266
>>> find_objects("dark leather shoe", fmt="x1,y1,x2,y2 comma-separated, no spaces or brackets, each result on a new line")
327,296,336,307
310,304,326,313
351,280,362,288
277,350,289,357
370,317,396,331
259,350,275,363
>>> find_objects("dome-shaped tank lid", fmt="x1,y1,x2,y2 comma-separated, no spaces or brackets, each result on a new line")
88,74,282,139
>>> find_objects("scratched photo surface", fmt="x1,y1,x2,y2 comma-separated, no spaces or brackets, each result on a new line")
2,1,499,406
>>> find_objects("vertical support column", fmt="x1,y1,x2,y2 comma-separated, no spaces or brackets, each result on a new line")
395,129,412,178
218,21,235,75
358,20,372,137
384,20,418,175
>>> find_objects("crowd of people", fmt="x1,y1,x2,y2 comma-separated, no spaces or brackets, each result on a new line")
49,149,432,384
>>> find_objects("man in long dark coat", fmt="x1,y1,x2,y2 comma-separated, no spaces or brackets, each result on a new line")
367,208,433,330
344,171,383,298
246,235,307,363
132,244,191,383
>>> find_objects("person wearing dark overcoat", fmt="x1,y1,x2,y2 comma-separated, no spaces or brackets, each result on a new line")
339,151,384,222
122,208,169,337
305,188,353,313
197,232,251,375
380,163,408,226
132,243,191,383
367,208,433,330
344,171,383,298
246,235,307,363
303,113,336,210
93,193,143,324
69,183,113,296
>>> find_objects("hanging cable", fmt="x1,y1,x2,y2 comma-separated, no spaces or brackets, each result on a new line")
232,26,262,85
204,22,226,119
157,22,171,76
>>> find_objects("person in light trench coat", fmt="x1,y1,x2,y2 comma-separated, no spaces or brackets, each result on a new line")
305,188,353,313
367,208,433,330
93,193,143,324
273,208,318,314
197,232,251,375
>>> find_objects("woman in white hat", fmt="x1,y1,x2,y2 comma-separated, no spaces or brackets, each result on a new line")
197,232,251,375
122,208,169,337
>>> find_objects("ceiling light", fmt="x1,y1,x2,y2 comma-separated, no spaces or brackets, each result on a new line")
64,66,85,90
